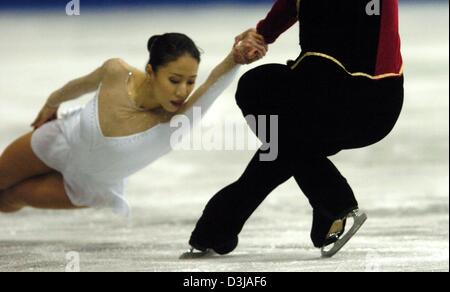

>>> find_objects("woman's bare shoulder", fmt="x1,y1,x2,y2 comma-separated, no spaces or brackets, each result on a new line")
98,59,144,105
101,58,143,80
100,58,125,82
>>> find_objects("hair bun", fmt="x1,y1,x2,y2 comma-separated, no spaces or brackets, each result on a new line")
146,33,201,72
147,35,161,53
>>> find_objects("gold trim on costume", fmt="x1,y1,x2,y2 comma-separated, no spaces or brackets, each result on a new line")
290,52,404,80
296,0,301,19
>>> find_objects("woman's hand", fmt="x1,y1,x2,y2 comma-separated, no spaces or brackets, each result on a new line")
31,103,59,130
233,28,268,64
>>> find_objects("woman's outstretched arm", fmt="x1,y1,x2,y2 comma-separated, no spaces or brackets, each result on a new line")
178,33,267,115
178,51,237,114
164,35,266,141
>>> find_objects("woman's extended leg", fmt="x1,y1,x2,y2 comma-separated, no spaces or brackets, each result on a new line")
0,171,81,213
0,131,54,191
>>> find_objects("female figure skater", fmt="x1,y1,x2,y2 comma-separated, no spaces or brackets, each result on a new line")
0,32,267,216
185,0,404,258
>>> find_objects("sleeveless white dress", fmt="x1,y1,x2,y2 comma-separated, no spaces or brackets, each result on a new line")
30,66,240,216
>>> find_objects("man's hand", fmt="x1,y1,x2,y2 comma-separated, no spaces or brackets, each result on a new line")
232,28,268,64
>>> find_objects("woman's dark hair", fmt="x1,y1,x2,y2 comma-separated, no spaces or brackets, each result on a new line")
147,33,201,72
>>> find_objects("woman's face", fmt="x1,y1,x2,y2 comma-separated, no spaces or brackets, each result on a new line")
148,54,199,113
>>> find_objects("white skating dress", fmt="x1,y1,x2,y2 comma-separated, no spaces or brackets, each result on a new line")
30,66,239,216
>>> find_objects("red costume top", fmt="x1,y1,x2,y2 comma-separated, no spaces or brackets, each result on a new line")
257,0,403,79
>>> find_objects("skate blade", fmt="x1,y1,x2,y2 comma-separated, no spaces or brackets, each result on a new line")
179,249,214,260
321,211,368,258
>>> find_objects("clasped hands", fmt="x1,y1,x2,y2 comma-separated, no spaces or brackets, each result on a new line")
232,28,268,65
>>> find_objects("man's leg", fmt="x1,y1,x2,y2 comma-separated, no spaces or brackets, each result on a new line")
188,64,296,254
290,154,359,247
189,148,292,254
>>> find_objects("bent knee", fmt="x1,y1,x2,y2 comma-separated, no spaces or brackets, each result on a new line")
236,66,271,104
0,190,24,213
0,175,15,191
0,131,54,191
235,64,291,113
